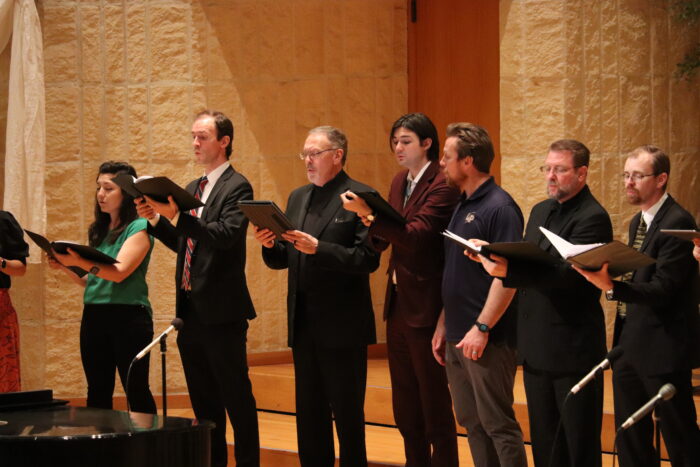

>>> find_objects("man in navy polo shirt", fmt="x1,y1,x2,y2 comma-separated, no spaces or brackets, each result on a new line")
432,122,527,466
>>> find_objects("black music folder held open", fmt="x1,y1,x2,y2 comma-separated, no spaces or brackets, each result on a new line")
539,227,656,277
354,191,406,225
237,200,295,237
24,230,118,276
660,229,700,241
442,230,557,266
112,174,204,211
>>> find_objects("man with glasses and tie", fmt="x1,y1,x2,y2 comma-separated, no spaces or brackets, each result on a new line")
253,126,379,466
573,145,700,467
136,110,259,467
473,139,612,467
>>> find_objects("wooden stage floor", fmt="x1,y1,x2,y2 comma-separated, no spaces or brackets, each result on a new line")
168,358,691,466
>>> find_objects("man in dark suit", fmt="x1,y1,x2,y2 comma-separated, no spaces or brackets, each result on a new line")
253,126,379,466
476,140,612,467
340,113,460,466
574,145,700,467
136,110,259,467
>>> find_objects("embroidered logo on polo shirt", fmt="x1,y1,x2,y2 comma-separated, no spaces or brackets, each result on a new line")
465,212,476,223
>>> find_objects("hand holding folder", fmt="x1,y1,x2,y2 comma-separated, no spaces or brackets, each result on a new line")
112,174,204,211
539,227,655,277
24,230,118,276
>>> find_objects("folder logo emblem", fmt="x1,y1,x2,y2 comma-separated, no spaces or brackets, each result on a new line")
465,212,476,223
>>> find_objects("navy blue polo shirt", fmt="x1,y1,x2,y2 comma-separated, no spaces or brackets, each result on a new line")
442,177,524,343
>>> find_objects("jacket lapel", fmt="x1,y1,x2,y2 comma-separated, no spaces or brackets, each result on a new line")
306,171,349,238
403,162,437,214
292,185,313,230
639,195,673,253
201,165,233,221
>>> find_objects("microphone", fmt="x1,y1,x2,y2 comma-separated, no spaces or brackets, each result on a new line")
134,318,184,361
620,383,676,430
570,347,623,394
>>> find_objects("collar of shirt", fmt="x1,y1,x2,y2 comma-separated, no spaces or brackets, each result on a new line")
200,161,229,205
313,169,347,194
458,176,495,205
551,184,592,214
640,192,668,231
406,160,432,188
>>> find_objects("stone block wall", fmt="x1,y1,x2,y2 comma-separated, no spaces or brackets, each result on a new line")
500,0,700,341
8,0,407,398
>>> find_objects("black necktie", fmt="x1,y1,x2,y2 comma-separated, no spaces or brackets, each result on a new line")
616,215,647,318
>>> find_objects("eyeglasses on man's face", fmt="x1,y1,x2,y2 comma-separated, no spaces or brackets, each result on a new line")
622,172,656,182
539,165,581,175
298,148,338,161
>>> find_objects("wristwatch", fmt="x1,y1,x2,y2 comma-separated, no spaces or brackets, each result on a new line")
474,321,491,333
366,212,376,223
605,288,614,300
89,265,100,276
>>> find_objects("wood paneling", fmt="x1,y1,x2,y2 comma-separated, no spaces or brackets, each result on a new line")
408,0,501,181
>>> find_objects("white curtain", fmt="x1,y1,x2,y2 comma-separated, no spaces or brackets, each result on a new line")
0,0,45,263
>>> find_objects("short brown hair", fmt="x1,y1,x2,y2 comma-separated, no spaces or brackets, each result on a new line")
549,139,590,168
196,110,234,158
628,144,670,190
445,122,494,173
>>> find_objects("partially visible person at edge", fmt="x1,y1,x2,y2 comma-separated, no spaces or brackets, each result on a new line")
50,161,157,415
341,112,460,466
0,210,28,392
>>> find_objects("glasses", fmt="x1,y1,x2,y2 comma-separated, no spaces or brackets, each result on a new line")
622,172,656,182
298,148,337,161
539,165,581,175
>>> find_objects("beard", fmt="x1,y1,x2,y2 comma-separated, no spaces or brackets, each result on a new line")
547,181,576,201
444,170,464,189
625,189,642,205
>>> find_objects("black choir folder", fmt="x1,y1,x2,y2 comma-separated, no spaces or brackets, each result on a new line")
237,200,295,237
354,191,406,225
24,230,118,276
660,229,700,241
443,227,655,277
112,174,204,211
538,227,655,276
442,230,557,266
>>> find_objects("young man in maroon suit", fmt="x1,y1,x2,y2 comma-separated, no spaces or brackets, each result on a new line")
342,113,460,466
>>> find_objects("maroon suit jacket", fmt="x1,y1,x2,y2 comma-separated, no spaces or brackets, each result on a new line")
369,161,460,327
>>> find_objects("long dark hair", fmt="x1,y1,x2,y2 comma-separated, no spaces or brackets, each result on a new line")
88,161,138,247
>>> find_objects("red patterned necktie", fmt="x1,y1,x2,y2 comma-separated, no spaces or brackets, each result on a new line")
181,176,208,290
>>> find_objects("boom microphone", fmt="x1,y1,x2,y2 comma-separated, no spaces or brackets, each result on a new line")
134,318,184,361
570,347,623,394
620,383,676,430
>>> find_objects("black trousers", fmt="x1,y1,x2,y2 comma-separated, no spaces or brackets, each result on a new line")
613,356,700,467
523,362,603,467
80,304,156,414
292,318,368,467
177,297,259,467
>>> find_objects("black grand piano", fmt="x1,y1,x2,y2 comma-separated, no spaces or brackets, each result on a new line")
0,390,213,467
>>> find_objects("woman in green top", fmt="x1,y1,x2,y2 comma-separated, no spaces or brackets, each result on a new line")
50,161,156,414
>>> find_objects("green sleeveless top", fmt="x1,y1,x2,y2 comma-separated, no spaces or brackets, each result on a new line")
83,218,154,312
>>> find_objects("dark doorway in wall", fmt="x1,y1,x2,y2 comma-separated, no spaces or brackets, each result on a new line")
408,0,500,181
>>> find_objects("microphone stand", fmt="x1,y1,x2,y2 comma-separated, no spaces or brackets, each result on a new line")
160,334,169,420
653,408,661,465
